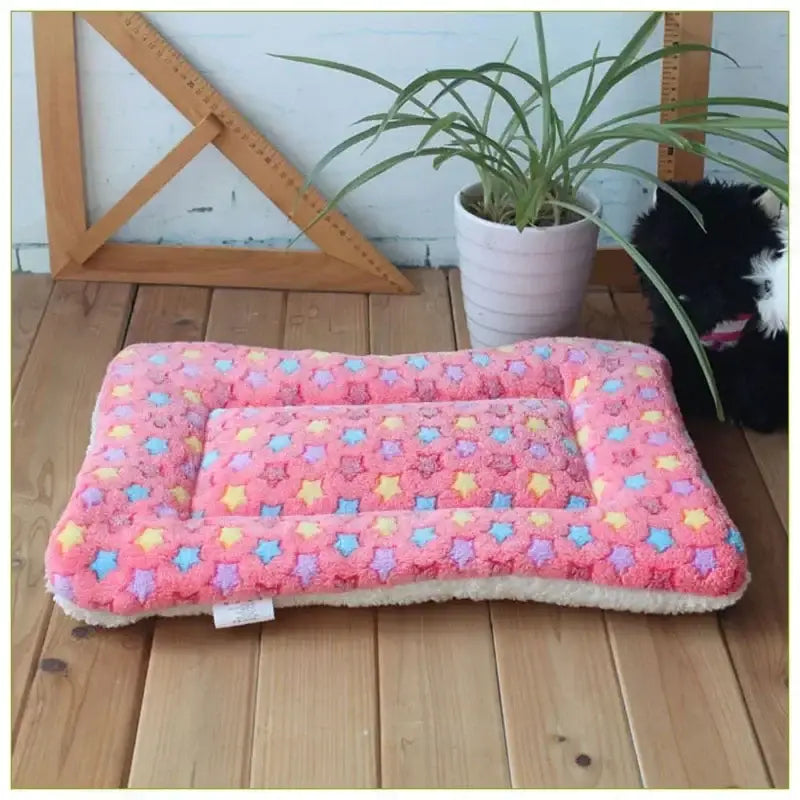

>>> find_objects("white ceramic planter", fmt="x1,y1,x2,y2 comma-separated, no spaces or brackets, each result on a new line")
454,183,602,349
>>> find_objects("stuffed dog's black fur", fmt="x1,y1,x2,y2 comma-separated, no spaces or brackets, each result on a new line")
630,179,788,433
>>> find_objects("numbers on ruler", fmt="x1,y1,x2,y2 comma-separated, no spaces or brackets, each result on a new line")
120,13,389,275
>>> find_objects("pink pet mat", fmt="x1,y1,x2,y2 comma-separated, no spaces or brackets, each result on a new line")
46,338,748,626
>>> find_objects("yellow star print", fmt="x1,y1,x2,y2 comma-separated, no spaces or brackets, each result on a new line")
182,349,201,360
604,511,628,530
109,425,132,439
221,485,246,511
94,467,119,480
497,344,516,353
184,436,202,453
236,427,257,442
592,477,607,500
529,511,551,527
656,455,681,471
112,384,131,398
571,376,589,398
296,521,320,539
247,350,267,362
136,527,164,552
57,521,84,553
576,426,591,447
636,365,655,378
381,416,404,430
529,472,552,497
306,419,330,434
297,479,324,506
374,516,397,536
641,410,663,423
455,416,477,430
171,486,189,504
452,471,477,498
311,350,329,360
451,510,474,527
219,526,242,548
375,475,401,502
526,416,546,432
183,389,201,404
683,509,711,530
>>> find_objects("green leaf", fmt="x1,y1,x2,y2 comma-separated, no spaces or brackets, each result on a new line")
549,199,725,421
573,162,706,230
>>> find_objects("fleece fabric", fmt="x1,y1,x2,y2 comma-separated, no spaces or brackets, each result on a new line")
46,338,748,625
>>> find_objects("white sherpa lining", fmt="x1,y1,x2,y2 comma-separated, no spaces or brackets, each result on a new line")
48,572,750,628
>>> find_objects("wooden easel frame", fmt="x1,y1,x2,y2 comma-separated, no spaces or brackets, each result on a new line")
32,11,711,294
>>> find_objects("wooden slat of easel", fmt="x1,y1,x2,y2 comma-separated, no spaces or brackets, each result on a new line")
32,11,413,294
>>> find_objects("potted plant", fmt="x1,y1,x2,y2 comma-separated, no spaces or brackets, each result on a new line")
275,11,788,419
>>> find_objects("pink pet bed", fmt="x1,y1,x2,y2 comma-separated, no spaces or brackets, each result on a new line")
46,338,748,626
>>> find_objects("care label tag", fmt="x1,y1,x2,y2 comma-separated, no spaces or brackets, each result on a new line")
213,598,275,628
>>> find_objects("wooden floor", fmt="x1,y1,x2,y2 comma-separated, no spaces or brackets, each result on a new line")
11,269,788,789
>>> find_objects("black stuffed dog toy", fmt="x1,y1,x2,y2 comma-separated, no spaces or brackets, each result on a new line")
631,179,788,433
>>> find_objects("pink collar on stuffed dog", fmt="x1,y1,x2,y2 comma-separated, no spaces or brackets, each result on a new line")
700,314,752,350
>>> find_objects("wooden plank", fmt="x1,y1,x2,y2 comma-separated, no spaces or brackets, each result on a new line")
76,11,413,295
691,425,789,788
11,281,135,780
372,269,510,789
743,431,787,532
65,115,222,268
590,249,639,292
63,243,404,294
11,273,52,394
32,12,87,275
13,286,210,789
128,619,259,789
609,289,778,788
127,287,272,789
449,278,640,788
250,291,379,789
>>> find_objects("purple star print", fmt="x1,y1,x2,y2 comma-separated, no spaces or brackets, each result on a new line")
230,453,253,472
528,538,554,566
213,563,240,595
81,487,103,507
671,480,695,496
380,440,403,460
294,554,319,588
529,443,549,459
568,349,587,364
371,547,396,582
450,538,475,570
380,368,400,386
648,431,670,446
314,369,334,389
507,360,527,376
129,569,155,603
446,364,465,382
52,574,74,601
608,545,635,573
304,444,326,464
694,547,716,577
456,440,477,458
247,371,268,388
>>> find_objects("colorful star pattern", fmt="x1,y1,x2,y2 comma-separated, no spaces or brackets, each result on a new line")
45,338,746,620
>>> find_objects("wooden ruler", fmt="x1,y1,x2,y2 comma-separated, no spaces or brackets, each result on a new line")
657,11,713,182
79,11,413,294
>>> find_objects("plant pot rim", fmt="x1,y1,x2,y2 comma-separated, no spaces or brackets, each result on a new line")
455,182,601,233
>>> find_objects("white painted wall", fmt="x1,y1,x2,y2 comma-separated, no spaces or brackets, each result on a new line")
11,11,788,272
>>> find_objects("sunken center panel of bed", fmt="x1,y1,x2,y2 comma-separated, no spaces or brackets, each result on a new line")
193,399,592,519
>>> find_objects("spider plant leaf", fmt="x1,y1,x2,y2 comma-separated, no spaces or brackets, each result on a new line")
375,68,533,147
482,38,518,140
573,162,706,230
414,112,465,154
533,12,553,162
549,199,725,421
